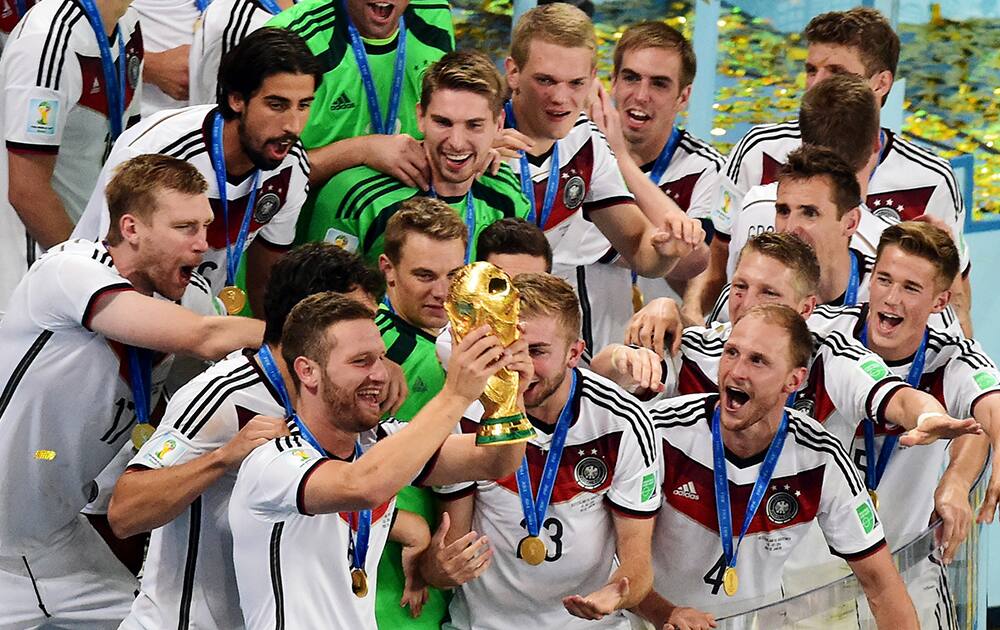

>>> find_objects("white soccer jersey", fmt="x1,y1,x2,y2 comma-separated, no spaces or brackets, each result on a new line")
231,417,435,630
131,0,201,115
719,121,969,269
122,350,285,630
189,0,278,105
73,104,309,296
505,112,634,268
444,369,660,630
0,0,143,310
0,240,174,555
649,393,885,618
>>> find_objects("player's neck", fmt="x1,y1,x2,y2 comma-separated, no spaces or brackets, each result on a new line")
629,117,677,166
510,97,556,157
106,242,155,296
722,407,783,459
295,396,358,460
277,0,294,9
526,369,574,425
94,0,130,36
429,169,473,198
819,248,854,304
222,119,256,179
864,316,927,362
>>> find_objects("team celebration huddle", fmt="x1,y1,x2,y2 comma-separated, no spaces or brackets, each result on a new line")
0,0,995,628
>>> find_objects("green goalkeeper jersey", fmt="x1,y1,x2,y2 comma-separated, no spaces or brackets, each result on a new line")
304,163,531,264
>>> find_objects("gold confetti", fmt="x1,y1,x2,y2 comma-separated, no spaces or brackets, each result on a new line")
34,450,56,461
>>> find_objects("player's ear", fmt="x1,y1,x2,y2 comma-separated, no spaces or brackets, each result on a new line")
676,84,693,111
799,295,817,319
416,102,425,135
785,366,808,394
930,287,952,314
566,338,586,368
228,92,247,116
868,70,893,101
294,355,319,391
119,213,142,245
378,254,395,286
842,206,861,238
504,57,520,92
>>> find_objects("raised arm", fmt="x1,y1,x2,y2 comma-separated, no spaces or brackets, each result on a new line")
306,133,429,190
848,548,918,630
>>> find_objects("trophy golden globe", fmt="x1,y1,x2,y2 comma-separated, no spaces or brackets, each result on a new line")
445,262,535,446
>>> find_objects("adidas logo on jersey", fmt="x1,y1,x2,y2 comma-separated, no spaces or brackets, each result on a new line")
672,481,699,500
330,92,355,111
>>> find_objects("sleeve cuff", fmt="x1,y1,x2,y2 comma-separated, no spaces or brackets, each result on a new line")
433,483,476,500
82,283,135,330
582,195,636,219
831,539,886,562
412,447,442,487
295,459,328,516
604,495,659,519
254,236,294,252
868,379,908,426
6,141,59,155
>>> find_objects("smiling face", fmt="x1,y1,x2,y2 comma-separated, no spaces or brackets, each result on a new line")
506,39,594,141
611,46,691,151
418,88,501,193
520,313,584,411
729,250,816,324
315,319,389,431
717,316,804,432
866,245,950,359
131,189,213,300
229,72,316,171
775,176,858,276
380,233,465,331
344,0,409,38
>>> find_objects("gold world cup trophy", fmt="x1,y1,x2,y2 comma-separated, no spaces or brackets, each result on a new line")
445,262,535,446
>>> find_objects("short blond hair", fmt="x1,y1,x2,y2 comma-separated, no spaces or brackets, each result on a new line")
513,273,581,340
105,154,208,246
383,197,468,264
510,3,596,68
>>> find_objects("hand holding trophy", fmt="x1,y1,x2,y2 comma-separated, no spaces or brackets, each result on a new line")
445,262,536,446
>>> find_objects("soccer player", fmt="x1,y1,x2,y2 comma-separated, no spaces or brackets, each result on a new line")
501,3,705,353
711,7,971,333
0,154,263,628
437,273,661,630
74,28,321,317
266,0,453,206
107,242,386,630
604,21,723,321
477,217,553,276
636,304,918,626
305,50,531,265
229,291,531,629
0,0,143,310
189,0,295,105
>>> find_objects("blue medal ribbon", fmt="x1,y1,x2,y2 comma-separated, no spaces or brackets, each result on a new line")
127,347,153,429
255,0,282,14
193,0,210,12
210,113,260,286
504,101,560,229
516,370,576,540
344,3,406,135
427,185,475,264
712,403,789,576
859,325,929,493
258,344,372,573
844,251,860,307
78,0,126,140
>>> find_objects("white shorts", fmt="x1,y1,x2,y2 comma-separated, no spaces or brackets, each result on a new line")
0,515,137,629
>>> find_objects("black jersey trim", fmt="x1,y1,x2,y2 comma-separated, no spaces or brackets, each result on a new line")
39,1,83,90
269,521,286,630
363,199,409,254
469,178,520,218
6,140,59,155
82,283,134,330
650,394,716,429
404,6,453,55
575,266,595,355
0,330,54,421
681,327,726,356
678,134,724,169
605,496,659,519
433,483,476,500
175,362,260,437
579,376,656,466
831,538,885,562
725,121,800,181
177,496,202,630
284,1,337,42
295,458,326,516
819,330,872,361
787,417,865,495
706,284,729,324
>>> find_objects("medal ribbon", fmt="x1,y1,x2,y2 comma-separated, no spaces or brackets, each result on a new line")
859,325,928,492
632,126,683,285
193,0,210,12
711,404,789,575
79,0,126,140
15,0,27,20
504,101,560,229
428,185,475,264
126,347,153,430
344,3,406,135
210,113,260,286
844,251,860,307
259,344,372,572
254,0,282,13
516,370,577,539
868,130,888,183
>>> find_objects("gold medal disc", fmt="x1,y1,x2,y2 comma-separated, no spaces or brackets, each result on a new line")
868,490,879,511
350,568,369,598
131,423,155,449
631,284,644,313
518,535,546,565
219,286,247,315
723,566,739,596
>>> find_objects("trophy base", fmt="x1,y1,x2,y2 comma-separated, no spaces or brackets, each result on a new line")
476,413,535,446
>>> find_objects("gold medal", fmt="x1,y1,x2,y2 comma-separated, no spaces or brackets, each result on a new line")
723,566,739,596
631,283,644,313
219,286,247,315
868,489,879,512
131,423,155,449
518,535,546,565
350,568,368,598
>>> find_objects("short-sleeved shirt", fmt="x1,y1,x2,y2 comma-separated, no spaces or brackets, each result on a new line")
306,164,531,264
72,104,310,296
122,350,285,630
230,418,436,630
0,240,174,555
188,0,279,106
443,368,660,630
648,393,884,618
718,121,969,270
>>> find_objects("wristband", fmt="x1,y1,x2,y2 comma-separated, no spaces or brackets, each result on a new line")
917,412,947,428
